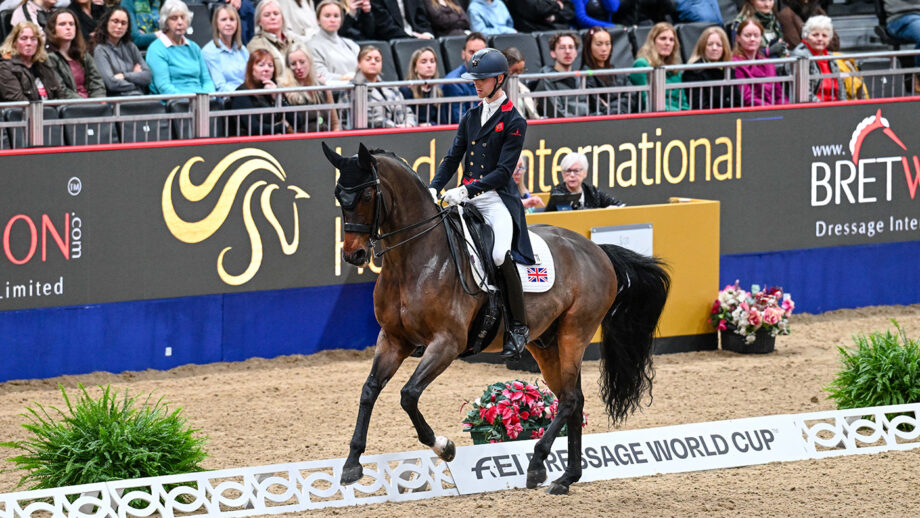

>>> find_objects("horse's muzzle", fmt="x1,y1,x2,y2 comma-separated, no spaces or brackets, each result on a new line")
343,247,370,267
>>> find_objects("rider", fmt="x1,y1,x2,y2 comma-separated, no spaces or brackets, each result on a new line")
429,48,535,360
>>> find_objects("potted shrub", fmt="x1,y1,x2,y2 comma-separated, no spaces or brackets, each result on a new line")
709,281,795,353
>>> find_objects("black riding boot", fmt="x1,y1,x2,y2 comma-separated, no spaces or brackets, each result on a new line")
499,252,529,359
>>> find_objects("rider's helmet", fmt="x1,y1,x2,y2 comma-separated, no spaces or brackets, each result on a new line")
460,48,509,80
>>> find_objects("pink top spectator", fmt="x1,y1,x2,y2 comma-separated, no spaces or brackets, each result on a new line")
731,53,787,107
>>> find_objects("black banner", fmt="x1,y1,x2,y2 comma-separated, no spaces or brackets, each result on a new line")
2,99,919,311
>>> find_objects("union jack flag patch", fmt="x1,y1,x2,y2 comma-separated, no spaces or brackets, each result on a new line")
526,267,548,283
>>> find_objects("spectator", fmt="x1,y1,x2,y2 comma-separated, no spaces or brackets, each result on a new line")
92,6,152,96
284,41,340,131
777,0,838,50
10,0,55,30
581,26,629,114
674,0,722,24
399,46,447,125
347,45,416,127
501,47,539,119
549,152,625,209
310,0,360,84
121,0,161,50
612,0,674,25
731,0,786,57
247,0,297,77
145,0,216,94
570,0,619,28
833,52,868,100
885,0,920,61
277,0,319,44
468,0,516,35
340,0,375,41
67,0,105,41
369,0,433,40
514,155,545,212
628,22,689,111
230,48,301,135
732,18,787,106
789,15,844,102
45,9,105,98
0,21,68,101
507,0,574,32
532,31,590,117
423,0,470,38
683,26,735,109
443,32,486,123
202,4,249,92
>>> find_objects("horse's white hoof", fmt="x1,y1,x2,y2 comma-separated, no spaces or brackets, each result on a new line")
432,436,456,461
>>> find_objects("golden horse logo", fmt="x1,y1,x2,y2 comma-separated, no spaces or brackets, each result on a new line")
162,148,310,286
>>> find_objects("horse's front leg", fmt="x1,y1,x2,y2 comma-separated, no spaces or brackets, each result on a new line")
400,336,460,461
341,331,410,485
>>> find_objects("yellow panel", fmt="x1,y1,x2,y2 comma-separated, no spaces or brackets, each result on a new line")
526,198,720,339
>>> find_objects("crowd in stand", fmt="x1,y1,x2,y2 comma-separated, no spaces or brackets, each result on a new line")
0,0,918,132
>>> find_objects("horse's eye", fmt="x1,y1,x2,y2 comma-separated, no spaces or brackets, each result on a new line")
362,190,373,201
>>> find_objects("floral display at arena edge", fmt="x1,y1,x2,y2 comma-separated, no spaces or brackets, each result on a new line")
462,380,587,443
709,281,795,343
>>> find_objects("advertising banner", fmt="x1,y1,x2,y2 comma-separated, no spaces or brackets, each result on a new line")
2,99,919,312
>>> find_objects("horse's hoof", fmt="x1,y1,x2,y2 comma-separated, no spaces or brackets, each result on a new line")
340,465,363,485
546,482,570,495
526,467,546,489
433,436,455,462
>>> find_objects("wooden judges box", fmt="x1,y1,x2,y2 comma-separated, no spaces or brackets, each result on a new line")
526,197,720,354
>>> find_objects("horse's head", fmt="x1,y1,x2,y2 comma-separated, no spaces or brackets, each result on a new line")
323,142,380,267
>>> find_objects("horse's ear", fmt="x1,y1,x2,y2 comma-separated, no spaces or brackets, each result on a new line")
321,142,345,169
358,142,375,171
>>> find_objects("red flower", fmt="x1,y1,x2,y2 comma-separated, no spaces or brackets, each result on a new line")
530,427,545,440
480,405,498,424
495,122,504,132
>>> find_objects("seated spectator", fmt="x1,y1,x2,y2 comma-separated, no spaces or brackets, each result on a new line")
674,0,722,24
423,0,470,38
92,6,152,96
9,0,55,30
777,0,838,50
310,0,359,84
45,9,105,98
507,0,573,32
0,21,68,101
369,0,433,40
533,31,590,117
571,0,619,29
582,26,629,114
789,15,844,102
443,32,486,123
885,0,920,61
68,0,106,41
203,5,249,93
612,0,674,25
231,48,302,135
340,0,374,41
732,18,787,106
549,152,624,209
121,0,161,50
502,47,539,119
247,0,297,77
399,46,447,125
514,155,545,212
278,0,319,44
731,0,787,57
468,0,516,35
347,45,416,128
628,22,689,111
284,41,340,131
683,26,736,110
145,0,216,94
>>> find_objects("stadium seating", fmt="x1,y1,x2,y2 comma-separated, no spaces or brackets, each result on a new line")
491,33,544,72
59,103,118,146
116,100,171,143
440,34,468,72
0,9,11,41
3,106,63,147
355,40,400,81
187,2,214,48
677,22,720,62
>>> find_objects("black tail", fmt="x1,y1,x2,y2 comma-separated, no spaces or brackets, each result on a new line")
598,244,670,425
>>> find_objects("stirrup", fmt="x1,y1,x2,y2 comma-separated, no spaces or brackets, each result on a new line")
500,324,529,359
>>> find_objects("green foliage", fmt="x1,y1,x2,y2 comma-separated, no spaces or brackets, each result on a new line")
1,384,208,490
826,319,920,409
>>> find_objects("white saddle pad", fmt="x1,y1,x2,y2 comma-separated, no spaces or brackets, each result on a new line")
518,231,554,293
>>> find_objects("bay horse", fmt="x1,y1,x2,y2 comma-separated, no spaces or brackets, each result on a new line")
323,143,670,495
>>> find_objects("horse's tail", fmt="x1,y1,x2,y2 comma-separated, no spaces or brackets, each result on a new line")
597,244,670,425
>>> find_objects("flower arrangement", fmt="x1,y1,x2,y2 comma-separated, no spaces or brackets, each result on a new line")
709,281,795,343
461,380,586,443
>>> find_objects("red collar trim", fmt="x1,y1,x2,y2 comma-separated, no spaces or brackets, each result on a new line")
500,99,514,112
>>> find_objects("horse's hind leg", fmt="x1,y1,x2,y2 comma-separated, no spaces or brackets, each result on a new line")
341,331,409,485
547,377,585,495
400,338,459,461
525,372,585,494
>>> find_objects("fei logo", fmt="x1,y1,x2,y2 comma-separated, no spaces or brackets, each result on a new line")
811,108,920,206
162,148,310,286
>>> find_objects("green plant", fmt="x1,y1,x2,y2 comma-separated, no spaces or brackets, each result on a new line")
1,384,208,490
826,319,920,409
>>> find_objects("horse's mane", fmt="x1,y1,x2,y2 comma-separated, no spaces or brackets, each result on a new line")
370,149,432,199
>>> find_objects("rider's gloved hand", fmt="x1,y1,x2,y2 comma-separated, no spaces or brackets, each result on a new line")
429,188,439,203
442,186,468,206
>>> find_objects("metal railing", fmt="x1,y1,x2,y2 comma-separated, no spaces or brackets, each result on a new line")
1,48,919,149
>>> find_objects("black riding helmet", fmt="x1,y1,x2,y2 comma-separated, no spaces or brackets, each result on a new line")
460,48,509,99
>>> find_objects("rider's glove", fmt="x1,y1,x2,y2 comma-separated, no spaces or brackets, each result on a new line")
429,188,439,203
442,186,469,206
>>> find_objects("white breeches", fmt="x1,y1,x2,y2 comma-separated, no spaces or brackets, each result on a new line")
469,191,512,266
